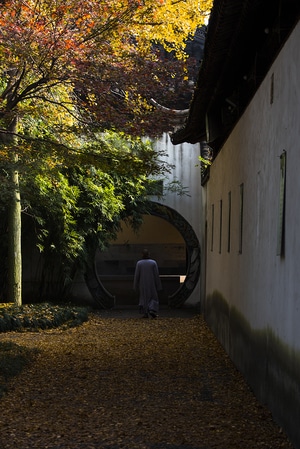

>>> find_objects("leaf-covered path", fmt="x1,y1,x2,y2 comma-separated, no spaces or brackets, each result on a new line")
0,310,294,449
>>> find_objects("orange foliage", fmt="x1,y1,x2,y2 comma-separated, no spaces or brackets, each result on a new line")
0,0,212,136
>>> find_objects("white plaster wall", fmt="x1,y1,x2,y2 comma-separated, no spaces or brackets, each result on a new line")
153,133,202,305
205,20,300,348
69,134,202,305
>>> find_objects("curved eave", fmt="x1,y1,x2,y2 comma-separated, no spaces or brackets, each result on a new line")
171,0,300,147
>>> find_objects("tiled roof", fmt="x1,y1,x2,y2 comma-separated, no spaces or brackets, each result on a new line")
171,0,300,147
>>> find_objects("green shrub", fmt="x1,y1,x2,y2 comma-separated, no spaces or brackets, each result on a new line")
0,303,89,332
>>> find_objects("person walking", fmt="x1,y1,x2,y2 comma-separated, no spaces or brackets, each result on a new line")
133,249,162,318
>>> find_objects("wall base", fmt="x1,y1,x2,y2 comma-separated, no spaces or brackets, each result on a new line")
204,291,300,449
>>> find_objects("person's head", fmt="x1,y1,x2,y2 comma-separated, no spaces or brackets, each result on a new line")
142,248,150,259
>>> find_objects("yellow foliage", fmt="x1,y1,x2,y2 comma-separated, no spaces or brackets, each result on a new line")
131,0,213,57
0,0,213,145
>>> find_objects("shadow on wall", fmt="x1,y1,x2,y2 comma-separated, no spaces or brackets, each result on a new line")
205,290,300,449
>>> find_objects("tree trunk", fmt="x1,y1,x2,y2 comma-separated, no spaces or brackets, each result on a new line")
7,155,22,305
5,116,22,306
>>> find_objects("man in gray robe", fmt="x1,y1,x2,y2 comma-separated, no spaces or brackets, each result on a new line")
133,249,162,318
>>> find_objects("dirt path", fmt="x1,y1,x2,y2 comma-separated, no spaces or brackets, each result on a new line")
0,312,294,449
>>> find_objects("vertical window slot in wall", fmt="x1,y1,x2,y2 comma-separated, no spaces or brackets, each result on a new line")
219,199,223,254
239,184,244,254
277,150,286,256
211,204,214,252
227,191,231,252
270,73,274,105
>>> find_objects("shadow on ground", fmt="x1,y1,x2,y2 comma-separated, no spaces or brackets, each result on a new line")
94,304,200,319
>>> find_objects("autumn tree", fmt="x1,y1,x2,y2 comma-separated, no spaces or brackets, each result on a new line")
0,0,212,304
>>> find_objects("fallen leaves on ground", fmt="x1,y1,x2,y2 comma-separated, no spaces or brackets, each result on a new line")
0,313,295,449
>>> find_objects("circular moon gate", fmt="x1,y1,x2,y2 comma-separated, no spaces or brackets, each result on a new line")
84,202,201,309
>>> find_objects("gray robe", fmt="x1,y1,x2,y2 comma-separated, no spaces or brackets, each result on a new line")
133,258,162,313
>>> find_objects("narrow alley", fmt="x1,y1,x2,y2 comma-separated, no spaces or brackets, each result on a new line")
0,308,294,449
